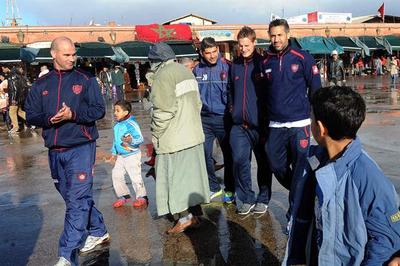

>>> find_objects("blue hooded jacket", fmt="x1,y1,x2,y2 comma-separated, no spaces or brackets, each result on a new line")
284,138,400,266
25,68,105,149
111,115,143,156
193,55,230,115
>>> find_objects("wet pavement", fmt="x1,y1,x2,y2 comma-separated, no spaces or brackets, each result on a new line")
0,76,399,266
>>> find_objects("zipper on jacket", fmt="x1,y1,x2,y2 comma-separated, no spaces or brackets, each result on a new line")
54,70,62,146
242,62,248,124
208,68,212,113
279,54,283,72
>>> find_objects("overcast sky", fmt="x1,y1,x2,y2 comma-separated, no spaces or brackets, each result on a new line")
0,0,397,26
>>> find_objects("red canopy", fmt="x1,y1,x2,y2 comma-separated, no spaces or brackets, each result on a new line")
135,24,192,43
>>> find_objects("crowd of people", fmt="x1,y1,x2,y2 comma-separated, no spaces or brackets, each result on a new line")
1,18,400,266
321,50,400,82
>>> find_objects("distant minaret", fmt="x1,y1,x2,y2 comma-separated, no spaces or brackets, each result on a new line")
6,0,22,26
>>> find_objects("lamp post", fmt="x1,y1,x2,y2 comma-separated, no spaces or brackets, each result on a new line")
17,29,24,44
109,30,116,44
325,27,331,38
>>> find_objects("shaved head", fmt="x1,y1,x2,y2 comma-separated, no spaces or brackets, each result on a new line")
50,36,77,70
50,36,74,52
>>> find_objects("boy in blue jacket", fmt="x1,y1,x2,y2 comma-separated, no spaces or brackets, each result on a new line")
109,100,148,209
284,86,400,265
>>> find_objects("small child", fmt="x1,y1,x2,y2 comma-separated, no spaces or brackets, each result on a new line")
109,100,148,208
284,86,400,265
0,75,10,130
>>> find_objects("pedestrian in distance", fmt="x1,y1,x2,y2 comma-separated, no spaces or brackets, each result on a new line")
327,50,346,86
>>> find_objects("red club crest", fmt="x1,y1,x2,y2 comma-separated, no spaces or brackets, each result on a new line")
220,71,227,80
312,65,319,75
42,90,48,96
72,84,83,95
77,173,86,181
300,139,309,149
291,64,299,73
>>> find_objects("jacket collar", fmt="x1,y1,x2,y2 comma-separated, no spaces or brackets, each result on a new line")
330,137,362,179
314,138,362,200
53,67,75,75
267,43,291,57
119,114,131,122
200,53,222,67
238,51,261,64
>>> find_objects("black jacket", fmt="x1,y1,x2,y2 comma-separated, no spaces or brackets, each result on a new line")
327,59,345,81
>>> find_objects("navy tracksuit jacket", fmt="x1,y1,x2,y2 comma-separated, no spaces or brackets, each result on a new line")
262,45,321,123
25,68,107,265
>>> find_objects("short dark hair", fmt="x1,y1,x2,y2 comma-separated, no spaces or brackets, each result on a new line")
115,100,132,114
268,19,290,33
311,86,366,140
200,37,217,51
237,26,256,42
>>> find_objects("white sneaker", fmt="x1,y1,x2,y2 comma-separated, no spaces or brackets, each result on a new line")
54,257,71,266
253,203,268,214
80,232,110,253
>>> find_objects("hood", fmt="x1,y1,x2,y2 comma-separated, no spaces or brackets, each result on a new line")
148,42,176,62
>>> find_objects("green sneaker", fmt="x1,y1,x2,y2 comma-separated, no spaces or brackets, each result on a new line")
223,191,235,204
210,189,223,200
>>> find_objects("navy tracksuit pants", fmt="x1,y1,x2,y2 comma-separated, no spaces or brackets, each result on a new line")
230,125,272,205
265,126,310,219
201,114,235,193
49,142,107,265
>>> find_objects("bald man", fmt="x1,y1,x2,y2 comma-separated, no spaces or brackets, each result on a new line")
25,37,109,266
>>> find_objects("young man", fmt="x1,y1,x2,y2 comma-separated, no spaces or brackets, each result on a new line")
284,86,400,265
327,50,345,86
263,19,321,226
229,26,272,215
193,37,235,203
25,37,109,266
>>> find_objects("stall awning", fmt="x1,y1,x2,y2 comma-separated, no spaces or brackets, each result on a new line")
116,40,197,60
357,36,386,51
76,42,114,58
35,48,52,62
383,35,400,52
116,41,151,60
0,44,21,63
333,37,361,52
324,37,344,54
166,41,198,58
297,36,340,54
256,38,270,49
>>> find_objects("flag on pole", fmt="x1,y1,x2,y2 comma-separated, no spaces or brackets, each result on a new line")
378,3,385,22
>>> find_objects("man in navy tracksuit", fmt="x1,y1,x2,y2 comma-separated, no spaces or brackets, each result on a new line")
25,37,108,266
262,19,321,227
193,37,235,202
230,26,272,215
